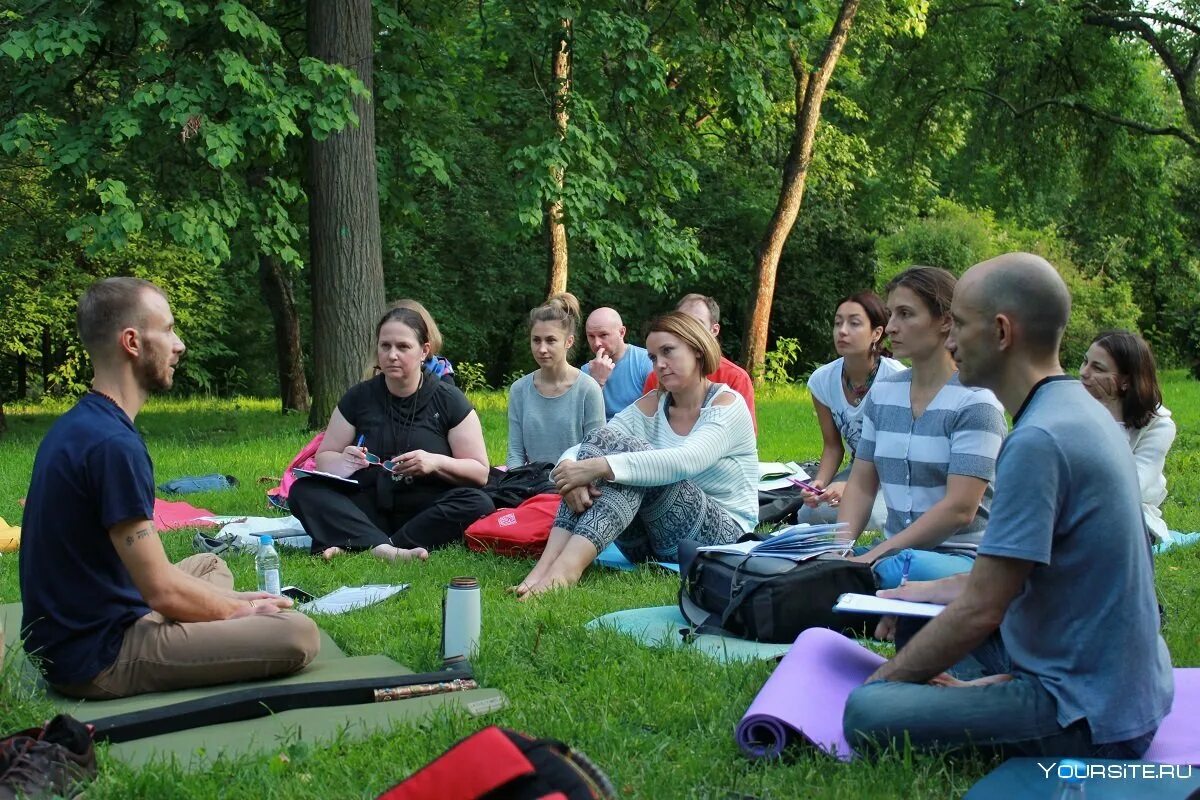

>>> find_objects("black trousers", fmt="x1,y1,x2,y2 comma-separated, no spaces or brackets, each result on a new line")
288,474,494,553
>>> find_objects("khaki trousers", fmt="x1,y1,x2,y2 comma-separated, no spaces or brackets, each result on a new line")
55,554,320,700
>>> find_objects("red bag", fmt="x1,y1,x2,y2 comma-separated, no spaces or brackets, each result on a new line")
376,726,615,800
465,494,561,557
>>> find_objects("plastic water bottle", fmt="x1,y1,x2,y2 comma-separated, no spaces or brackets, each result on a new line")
1053,759,1087,799
256,535,281,595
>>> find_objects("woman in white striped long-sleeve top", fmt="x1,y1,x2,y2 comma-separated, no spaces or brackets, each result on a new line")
512,311,758,599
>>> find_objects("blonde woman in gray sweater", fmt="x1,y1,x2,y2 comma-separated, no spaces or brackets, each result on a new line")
513,311,758,599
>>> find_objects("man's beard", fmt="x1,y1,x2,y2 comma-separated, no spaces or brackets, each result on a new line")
136,350,174,393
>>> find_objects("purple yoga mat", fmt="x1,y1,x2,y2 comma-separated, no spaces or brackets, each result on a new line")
1146,668,1200,764
736,628,1200,764
736,627,884,760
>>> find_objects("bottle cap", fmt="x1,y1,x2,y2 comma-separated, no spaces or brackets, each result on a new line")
449,576,478,589
259,535,272,545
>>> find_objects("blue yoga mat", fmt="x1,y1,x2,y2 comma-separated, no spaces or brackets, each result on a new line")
1156,531,1200,555
586,605,790,663
595,543,679,573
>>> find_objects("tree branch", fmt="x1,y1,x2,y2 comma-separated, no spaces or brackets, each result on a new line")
1079,6,1200,38
1082,11,1187,85
940,84,1199,149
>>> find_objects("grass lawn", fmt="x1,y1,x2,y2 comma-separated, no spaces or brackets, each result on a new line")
1,376,1198,799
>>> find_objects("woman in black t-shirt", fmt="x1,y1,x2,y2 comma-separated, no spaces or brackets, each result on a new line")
288,307,494,561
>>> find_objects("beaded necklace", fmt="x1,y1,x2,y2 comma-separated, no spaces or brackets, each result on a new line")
842,359,880,406
382,373,422,484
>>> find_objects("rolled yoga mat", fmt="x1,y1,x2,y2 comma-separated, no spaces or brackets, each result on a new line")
736,627,884,760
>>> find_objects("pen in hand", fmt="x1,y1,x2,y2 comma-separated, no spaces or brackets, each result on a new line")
899,551,913,587
786,476,824,496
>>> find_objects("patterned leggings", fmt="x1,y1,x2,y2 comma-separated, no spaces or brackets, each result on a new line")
552,427,744,561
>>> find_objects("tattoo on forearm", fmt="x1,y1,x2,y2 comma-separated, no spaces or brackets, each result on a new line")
125,526,153,547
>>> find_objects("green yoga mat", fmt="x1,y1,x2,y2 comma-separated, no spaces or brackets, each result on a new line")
105,687,508,768
2,603,507,767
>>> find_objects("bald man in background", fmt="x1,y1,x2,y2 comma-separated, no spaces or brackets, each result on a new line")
843,253,1172,759
581,307,653,420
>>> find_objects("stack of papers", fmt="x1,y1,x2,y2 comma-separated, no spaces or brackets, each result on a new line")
699,523,851,562
757,462,811,492
301,584,409,615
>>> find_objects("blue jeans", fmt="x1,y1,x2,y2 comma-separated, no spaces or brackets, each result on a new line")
843,635,1156,758
852,545,976,589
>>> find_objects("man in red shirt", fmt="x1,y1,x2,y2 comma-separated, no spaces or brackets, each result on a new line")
642,293,757,431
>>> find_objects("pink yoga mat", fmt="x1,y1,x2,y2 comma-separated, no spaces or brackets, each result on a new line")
736,627,883,760
153,499,217,531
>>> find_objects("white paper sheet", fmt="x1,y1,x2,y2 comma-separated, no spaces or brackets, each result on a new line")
833,592,945,618
301,584,409,615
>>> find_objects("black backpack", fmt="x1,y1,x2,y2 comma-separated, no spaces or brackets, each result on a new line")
678,539,880,644
376,726,616,800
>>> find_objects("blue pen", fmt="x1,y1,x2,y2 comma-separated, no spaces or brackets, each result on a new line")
899,552,913,587
355,434,365,449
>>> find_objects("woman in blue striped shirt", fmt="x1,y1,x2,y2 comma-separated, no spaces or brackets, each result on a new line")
839,267,1007,590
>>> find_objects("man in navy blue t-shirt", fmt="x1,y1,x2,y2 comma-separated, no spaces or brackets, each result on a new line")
20,278,319,698
843,253,1173,758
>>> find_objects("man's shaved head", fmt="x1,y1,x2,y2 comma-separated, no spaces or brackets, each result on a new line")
587,307,623,329
959,252,1071,357
585,306,629,359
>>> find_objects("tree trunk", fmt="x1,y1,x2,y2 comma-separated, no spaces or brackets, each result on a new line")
0,403,6,436
741,0,862,378
16,354,26,399
41,327,51,394
258,253,310,414
544,17,571,297
306,0,386,429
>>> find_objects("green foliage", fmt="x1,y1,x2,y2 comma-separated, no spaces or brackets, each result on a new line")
877,201,1142,367
0,0,364,267
762,337,802,384
452,361,491,393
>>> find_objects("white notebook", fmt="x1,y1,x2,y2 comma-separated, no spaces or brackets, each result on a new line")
833,593,945,619
291,467,358,486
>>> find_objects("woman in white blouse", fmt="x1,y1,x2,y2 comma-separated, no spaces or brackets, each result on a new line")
1080,330,1177,543
512,311,758,598
799,291,905,526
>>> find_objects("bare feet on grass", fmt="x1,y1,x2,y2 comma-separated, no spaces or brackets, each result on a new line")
371,543,429,562
516,568,583,600
321,547,345,561
510,563,552,597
